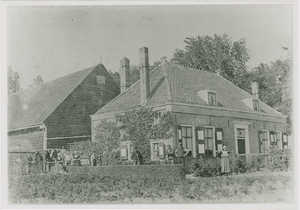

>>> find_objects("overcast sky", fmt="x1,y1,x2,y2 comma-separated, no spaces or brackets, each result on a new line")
6,4,293,89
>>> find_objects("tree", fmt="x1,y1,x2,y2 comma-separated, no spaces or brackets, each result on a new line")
116,108,175,162
8,66,22,94
247,47,292,133
171,34,250,89
29,75,44,87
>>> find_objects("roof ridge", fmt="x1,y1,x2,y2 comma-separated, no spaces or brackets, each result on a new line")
9,64,99,96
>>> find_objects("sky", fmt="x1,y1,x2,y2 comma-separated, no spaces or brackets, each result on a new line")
6,4,293,89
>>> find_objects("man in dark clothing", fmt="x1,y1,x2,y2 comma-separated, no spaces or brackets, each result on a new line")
27,154,33,174
166,145,174,164
175,143,188,164
131,147,142,165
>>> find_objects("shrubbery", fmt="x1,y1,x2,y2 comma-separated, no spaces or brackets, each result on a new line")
9,165,185,203
266,147,292,171
191,159,220,177
68,165,185,181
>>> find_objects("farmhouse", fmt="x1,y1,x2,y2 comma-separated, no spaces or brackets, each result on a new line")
8,63,119,152
91,47,290,162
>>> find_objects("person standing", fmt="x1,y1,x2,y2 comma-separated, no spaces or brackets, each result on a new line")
131,147,142,165
220,145,231,175
166,145,174,164
64,151,72,166
175,143,188,164
73,151,81,166
16,155,23,175
90,152,97,166
27,154,33,174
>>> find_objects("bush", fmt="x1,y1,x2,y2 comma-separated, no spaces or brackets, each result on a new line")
9,165,185,203
68,164,186,181
192,159,220,177
267,148,292,171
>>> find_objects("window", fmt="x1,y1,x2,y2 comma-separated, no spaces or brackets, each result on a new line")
204,128,213,156
275,132,282,149
120,142,132,160
259,131,269,153
197,90,217,106
237,128,246,154
97,75,105,84
153,143,159,159
178,126,193,156
208,93,217,106
253,100,259,111
151,142,165,160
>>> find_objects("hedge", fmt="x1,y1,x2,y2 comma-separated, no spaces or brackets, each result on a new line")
67,164,186,181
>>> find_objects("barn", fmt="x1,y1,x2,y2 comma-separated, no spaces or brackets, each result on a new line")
8,63,120,152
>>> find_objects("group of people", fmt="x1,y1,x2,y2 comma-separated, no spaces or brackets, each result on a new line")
44,149,82,173
166,143,231,175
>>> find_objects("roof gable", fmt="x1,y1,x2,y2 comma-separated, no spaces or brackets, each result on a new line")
8,65,98,131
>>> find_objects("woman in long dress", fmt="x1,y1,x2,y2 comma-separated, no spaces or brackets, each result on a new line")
220,145,231,175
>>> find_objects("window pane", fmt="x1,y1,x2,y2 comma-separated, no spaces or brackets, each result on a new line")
208,128,213,137
208,138,213,149
276,132,281,141
178,129,182,139
187,138,192,150
182,127,187,137
183,138,187,148
187,127,192,137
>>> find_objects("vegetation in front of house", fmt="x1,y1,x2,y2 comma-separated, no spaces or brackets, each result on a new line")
8,166,292,204
116,109,175,163
266,147,292,172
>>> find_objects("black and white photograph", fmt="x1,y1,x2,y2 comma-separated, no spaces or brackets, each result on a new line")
1,1,299,209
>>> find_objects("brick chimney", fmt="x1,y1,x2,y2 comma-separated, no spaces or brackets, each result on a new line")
120,57,130,93
251,82,259,99
139,47,150,106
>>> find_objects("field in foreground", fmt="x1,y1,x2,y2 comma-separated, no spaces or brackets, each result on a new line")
8,166,293,204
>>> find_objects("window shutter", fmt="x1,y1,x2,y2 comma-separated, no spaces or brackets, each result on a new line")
259,131,263,153
120,144,127,160
215,128,223,152
178,125,182,144
282,133,288,149
195,127,205,155
159,142,165,159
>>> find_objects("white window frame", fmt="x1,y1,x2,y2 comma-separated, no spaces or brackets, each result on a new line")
203,126,216,157
234,124,250,160
274,131,282,149
260,130,270,153
178,124,196,157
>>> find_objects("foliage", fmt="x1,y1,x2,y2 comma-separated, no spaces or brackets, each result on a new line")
8,66,22,94
9,165,185,203
171,34,250,90
8,168,292,203
29,75,44,87
116,108,175,163
191,159,220,177
266,147,292,172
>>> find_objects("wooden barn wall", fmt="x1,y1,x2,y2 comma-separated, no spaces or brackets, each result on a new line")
8,131,44,152
44,65,120,139
47,137,90,150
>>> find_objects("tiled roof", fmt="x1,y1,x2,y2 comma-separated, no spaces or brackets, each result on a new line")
95,62,282,116
8,139,35,153
8,65,97,131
